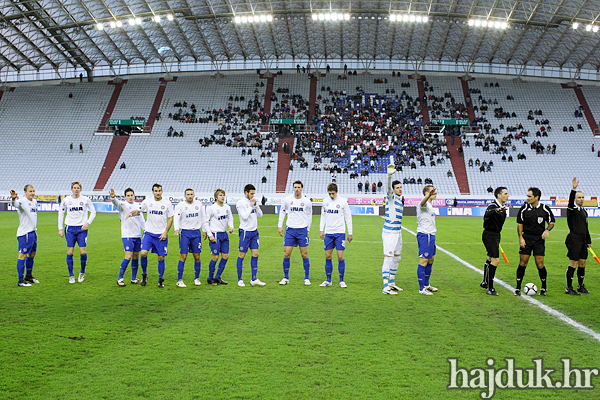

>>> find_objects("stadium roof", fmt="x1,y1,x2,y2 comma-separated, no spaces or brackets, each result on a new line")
2,0,600,78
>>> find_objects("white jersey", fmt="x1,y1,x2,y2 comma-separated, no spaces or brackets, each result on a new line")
174,200,210,232
140,197,174,235
111,197,145,238
206,203,234,235
319,195,352,235
417,201,437,234
11,197,37,237
236,197,263,231
58,195,96,229
278,195,313,230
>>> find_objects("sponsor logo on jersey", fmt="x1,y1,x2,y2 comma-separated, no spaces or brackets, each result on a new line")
217,215,228,220
186,213,199,218
150,210,164,215
326,209,339,214
290,207,304,212
69,207,84,212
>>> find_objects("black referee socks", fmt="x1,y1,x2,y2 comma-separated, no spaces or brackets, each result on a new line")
577,267,586,287
566,267,575,288
538,267,547,289
516,265,527,289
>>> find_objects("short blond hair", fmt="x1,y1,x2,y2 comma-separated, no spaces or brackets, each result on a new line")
423,185,434,196
214,188,225,199
71,181,82,189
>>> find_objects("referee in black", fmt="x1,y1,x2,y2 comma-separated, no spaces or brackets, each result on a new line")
480,187,509,296
565,177,592,295
515,187,555,296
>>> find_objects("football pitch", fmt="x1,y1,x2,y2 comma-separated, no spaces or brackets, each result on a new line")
1,212,599,399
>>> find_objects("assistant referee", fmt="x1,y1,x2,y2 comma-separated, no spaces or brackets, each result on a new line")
565,177,592,295
480,187,509,296
515,187,555,296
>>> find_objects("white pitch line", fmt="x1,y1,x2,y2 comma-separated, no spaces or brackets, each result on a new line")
402,226,600,343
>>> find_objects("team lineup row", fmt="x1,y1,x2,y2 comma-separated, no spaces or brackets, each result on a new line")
9,170,593,296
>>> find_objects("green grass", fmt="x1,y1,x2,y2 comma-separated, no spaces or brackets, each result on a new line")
1,212,599,399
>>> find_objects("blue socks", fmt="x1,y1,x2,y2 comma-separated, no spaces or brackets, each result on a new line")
303,258,310,280
194,261,201,280
67,254,74,276
177,260,185,281
237,257,244,280
215,258,228,279
25,257,34,276
338,259,345,282
17,259,25,280
283,258,291,279
141,256,148,274
119,259,129,280
80,254,88,274
417,264,426,290
424,263,433,286
131,259,139,280
208,259,216,280
325,259,333,281
158,260,165,279
251,256,258,280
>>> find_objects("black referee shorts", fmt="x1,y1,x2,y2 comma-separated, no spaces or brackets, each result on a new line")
565,233,588,261
519,234,545,257
482,231,500,258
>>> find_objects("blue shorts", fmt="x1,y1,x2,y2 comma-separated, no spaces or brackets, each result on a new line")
239,229,259,253
141,232,169,257
417,233,436,259
18,231,37,254
324,233,346,251
65,225,88,248
122,237,141,253
284,227,309,248
209,232,229,255
179,229,202,254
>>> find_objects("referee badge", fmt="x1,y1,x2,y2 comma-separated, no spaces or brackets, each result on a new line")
538,217,543,224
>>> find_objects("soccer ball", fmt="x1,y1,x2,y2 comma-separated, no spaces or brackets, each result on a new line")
523,283,538,296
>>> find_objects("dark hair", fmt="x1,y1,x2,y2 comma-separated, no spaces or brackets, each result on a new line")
494,187,507,199
184,188,194,194
392,180,401,190
124,188,135,196
244,184,256,193
327,182,338,192
528,187,541,199
24,184,34,192
152,183,162,191
293,180,303,188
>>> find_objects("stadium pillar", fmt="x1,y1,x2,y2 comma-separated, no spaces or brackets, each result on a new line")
411,74,429,125
459,77,476,124
97,80,128,133
261,73,275,131
562,83,600,136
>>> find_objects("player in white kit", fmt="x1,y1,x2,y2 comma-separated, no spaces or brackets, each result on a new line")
205,189,234,285
139,184,174,288
319,183,353,288
110,188,145,286
417,185,439,295
235,184,266,287
278,180,313,285
173,188,210,288
10,185,39,287
381,165,404,295
58,181,96,284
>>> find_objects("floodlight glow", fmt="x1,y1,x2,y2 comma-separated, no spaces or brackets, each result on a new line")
586,24,592,31
129,18,135,26
235,16,241,23
494,21,500,28
154,15,161,22
325,14,331,21
116,20,123,27
468,19,475,26
390,15,396,22
312,14,318,20
501,22,508,29
260,15,266,22
318,14,324,21
423,16,429,23
241,16,247,23
136,17,141,24
267,15,273,22
96,23,104,30
474,20,481,27
416,16,422,23
167,14,173,21
572,22,579,29
109,21,116,28
481,20,488,27
409,15,416,22
402,15,409,22
252,15,258,22
344,13,350,20
594,26,599,32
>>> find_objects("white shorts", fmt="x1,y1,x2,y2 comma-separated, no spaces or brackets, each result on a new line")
382,230,403,257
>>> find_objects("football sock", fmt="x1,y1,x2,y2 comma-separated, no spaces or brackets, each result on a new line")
417,264,426,291
141,256,148,274
80,254,87,274
250,256,258,280
488,264,497,290
538,267,547,289
194,261,201,280
208,260,216,279
215,258,227,279
325,259,333,281
516,264,526,289
483,259,491,285
17,259,25,281
390,256,401,285
381,256,392,288
577,267,586,286
131,259,139,280
67,254,74,276
25,257,34,276
338,259,346,282
177,260,185,281
237,257,244,280
158,259,165,280
119,259,129,280
424,263,433,286
566,267,575,288
303,258,310,280
283,258,291,279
